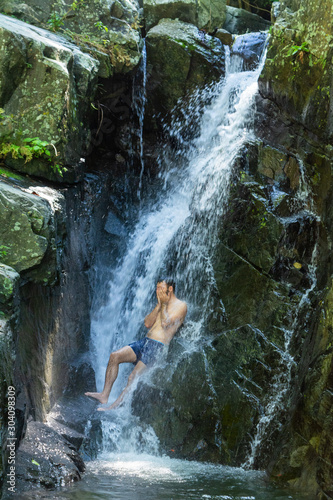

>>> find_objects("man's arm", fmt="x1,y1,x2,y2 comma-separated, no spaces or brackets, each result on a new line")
144,303,161,328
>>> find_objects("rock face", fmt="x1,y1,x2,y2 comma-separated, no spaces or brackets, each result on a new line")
0,179,65,281
224,6,270,34
251,0,333,497
0,0,142,75
0,167,114,491
131,139,317,466
0,14,99,182
143,0,227,31
145,19,225,131
259,0,333,142
1,420,85,499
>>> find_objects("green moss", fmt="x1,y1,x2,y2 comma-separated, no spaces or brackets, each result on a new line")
0,166,25,180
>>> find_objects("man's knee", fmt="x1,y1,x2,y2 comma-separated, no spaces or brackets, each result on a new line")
109,351,119,364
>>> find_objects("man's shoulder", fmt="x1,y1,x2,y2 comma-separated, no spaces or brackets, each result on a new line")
175,298,187,312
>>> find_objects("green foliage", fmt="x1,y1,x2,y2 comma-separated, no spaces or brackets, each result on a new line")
64,29,132,69
47,0,85,32
0,246,10,259
94,21,108,33
287,41,310,58
0,109,67,177
47,12,65,31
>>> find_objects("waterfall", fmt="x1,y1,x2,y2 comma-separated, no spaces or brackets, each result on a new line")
88,38,268,455
132,39,147,200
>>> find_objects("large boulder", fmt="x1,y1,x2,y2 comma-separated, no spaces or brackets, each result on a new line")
145,19,225,130
143,0,226,31
0,178,65,283
0,0,142,76
259,0,333,142
0,14,99,182
1,420,85,499
224,5,270,34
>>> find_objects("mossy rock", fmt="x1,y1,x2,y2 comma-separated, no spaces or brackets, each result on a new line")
0,14,99,182
222,182,284,273
0,263,19,304
143,0,226,31
0,179,65,283
259,0,333,141
145,19,225,129
213,243,292,332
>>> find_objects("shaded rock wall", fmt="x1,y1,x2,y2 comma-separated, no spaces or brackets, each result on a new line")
251,1,333,497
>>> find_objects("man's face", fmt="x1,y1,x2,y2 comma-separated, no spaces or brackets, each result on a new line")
156,281,168,294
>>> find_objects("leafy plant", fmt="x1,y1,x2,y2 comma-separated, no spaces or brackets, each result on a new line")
0,109,67,176
47,0,85,32
47,12,65,31
94,21,108,33
0,245,10,259
287,41,311,64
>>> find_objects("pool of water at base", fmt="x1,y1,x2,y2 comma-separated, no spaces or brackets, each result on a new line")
57,453,311,500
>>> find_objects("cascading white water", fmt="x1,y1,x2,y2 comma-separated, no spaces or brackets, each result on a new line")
132,40,147,200
89,40,268,455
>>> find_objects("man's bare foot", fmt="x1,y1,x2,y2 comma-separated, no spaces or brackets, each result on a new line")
97,400,121,411
84,392,108,404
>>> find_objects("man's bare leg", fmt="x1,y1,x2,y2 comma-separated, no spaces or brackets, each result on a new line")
85,346,137,404
98,360,147,411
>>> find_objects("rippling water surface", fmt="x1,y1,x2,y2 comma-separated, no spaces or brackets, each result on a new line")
59,453,309,500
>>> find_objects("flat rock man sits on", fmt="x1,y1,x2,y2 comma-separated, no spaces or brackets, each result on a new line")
85,277,187,410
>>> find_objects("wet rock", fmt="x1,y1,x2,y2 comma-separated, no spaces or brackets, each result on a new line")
0,264,19,305
132,350,221,461
223,6,270,34
214,28,233,46
48,396,97,435
0,178,65,283
143,0,226,31
259,0,333,142
214,243,292,332
221,182,284,274
231,31,267,69
0,14,99,182
143,0,197,31
0,0,142,77
257,144,287,183
146,19,225,129
1,420,85,499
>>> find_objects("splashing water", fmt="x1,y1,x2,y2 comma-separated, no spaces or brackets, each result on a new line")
132,40,147,200
89,40,268,455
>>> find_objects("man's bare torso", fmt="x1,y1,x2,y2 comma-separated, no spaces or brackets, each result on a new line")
147,298,186,345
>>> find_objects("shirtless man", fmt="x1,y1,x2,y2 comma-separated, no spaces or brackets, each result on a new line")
85,278,187,410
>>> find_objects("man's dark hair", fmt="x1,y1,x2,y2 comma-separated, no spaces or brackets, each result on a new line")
158,277,176,293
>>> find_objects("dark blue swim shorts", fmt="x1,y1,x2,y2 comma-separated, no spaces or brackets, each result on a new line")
128,337,164,367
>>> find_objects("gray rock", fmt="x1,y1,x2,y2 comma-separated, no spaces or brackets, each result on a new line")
1,420,85,499
0,0,142,76
145,19,225,128
0,14,99,182
231,31,267,69
0,263,19,304
0,179,65,282
214,28,233,46
143,0,226,30
224,6,271,34
143,0,197,31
